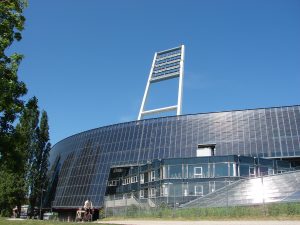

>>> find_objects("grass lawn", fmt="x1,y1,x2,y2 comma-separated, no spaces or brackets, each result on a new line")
0,217,115,225
104,202,300,220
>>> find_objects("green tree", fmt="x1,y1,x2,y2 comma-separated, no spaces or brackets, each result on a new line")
15,98,51,218
0,0,28,216
0,0,52,217
0,97,39,216
0,170,26,217
37,111,51,193
0,0,28,164
29,110,51,218
17,97,39,214
16,96,39,173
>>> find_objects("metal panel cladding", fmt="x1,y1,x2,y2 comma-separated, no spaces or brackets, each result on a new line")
47,105,300,209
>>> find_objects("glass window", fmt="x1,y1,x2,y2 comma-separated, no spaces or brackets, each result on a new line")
183,165,188,178
268,168,274,175
169,165,182,178
149,188,156,198
188,164,209,178
161,184,168,197
140,174,144,184
230,163,237,176
108,180,117,186
209,181,215,193
259,166,268,176
249,167,255,176
151,171,155,181
240,164,249,177
130,176,137,183
140,189,144,199
194,167,202,178
182,183,188,196
194,185,203,196
215,163,228,177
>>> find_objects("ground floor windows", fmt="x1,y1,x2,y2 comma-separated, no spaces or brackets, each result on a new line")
209,181,215,193
249,167,256,177
161,184,169,197
240,164,250,177
268,168,274,175
232,163,237,176
194,185,203,196
140,189,144,198
149,188,156,198
159,182,213,197
183,188,188,196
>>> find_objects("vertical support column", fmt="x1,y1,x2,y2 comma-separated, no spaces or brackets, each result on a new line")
177,45,185,115
138,53,157,120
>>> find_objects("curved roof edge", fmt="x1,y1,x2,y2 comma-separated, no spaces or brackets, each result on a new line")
51,104,300,149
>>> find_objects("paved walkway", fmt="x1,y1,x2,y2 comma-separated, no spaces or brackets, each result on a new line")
6,218,26,220
97,220,300,225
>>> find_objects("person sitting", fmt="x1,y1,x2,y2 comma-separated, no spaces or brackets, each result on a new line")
76,207,83,220
83,199,93,215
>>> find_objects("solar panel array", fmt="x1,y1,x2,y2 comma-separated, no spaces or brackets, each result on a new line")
47,105,300,209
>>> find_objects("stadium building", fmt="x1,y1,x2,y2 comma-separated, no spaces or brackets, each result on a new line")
45,46,300,219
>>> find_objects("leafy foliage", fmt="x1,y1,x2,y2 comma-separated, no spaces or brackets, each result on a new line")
16,98,51,217
0,0,28,164
0,170,26,217
28,110,51,216
0,0,28,216
0,1,51,217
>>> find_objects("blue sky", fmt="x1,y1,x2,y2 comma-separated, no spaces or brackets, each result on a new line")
12,0,300,145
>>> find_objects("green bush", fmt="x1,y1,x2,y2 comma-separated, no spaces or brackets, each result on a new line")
286,202,300,215
0,209,11,217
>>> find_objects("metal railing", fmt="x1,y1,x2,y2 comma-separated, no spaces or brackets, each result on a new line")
182,170,300,208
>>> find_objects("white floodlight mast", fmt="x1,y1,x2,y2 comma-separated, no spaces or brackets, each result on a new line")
137,45,185,120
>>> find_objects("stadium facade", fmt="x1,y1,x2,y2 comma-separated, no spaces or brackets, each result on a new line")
45,46,300,217
46,105,300,209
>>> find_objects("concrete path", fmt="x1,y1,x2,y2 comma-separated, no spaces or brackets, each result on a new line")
6,218,26,220
97,220,300,225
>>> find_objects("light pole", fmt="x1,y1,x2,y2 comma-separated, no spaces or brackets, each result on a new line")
39,188,46,220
